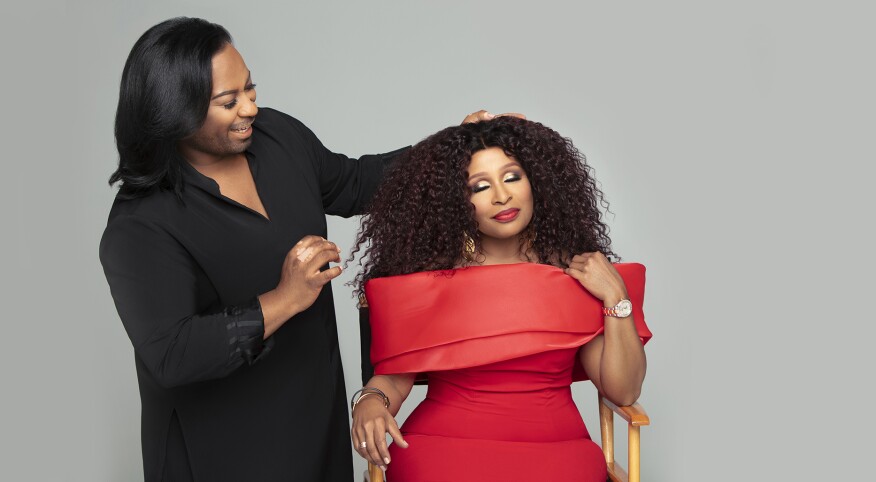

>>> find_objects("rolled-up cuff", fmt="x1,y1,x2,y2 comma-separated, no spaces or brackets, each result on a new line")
225,298,274,366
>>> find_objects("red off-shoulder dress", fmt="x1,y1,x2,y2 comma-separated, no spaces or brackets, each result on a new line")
365,263,652,481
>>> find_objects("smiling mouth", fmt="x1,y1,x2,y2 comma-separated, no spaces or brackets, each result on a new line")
492,208,520,222
231,124,251,133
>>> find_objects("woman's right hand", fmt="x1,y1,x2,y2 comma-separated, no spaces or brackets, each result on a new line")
351,396,408,470
276,235,342,313
258,236,342,337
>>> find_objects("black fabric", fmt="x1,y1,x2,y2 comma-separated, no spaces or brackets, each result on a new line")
162,412,194,482
100,108,406,481
359,307,374,386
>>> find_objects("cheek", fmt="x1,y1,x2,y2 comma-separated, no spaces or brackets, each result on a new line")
204,109,233,131
470,198,489,219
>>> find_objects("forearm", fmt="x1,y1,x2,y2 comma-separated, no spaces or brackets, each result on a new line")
598,315,647,405
362,373,415,417
258,288,302,339
136,299,272,388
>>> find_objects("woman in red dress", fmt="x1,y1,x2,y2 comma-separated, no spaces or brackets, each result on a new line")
348,117,652,481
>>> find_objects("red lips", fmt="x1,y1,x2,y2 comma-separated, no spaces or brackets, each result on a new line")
492,208,520,222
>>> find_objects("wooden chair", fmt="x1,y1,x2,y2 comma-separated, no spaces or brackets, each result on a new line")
358,302,650,482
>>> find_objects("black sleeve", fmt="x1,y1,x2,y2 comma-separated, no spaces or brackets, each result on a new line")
100,214,273,389
283,114,409,217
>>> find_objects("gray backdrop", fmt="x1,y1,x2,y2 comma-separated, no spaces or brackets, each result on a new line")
2,1,873,481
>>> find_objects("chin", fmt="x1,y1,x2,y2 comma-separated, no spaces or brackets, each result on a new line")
224,138,251,153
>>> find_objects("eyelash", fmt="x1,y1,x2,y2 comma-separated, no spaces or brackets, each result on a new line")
470,174,521,193
223,83,257,109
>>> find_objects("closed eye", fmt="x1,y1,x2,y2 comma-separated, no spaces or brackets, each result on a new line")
471,183,490,193
223,83,257,109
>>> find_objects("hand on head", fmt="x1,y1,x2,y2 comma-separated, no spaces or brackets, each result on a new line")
461,110,527,124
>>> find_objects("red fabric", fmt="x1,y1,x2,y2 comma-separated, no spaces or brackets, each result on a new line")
364,263,651,482
366,262,651,380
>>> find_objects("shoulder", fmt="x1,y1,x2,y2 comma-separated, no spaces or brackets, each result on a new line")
99,193,183,261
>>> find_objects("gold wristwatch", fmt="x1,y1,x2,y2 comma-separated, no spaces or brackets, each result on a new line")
603,299,633,318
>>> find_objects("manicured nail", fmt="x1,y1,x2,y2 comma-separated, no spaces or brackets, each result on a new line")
380,465,387,470
485,112,496,119
384,457,390,464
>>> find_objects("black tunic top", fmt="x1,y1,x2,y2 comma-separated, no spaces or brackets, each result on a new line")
100,108,405,481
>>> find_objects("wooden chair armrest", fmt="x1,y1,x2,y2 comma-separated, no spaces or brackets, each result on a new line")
600,398,650,426
366,463,384,482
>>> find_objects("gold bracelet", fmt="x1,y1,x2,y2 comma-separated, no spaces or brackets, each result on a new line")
352,392,384,411
350,387,390,411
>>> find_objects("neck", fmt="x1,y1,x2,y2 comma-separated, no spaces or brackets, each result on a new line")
477,235,535,266
185,152,246,178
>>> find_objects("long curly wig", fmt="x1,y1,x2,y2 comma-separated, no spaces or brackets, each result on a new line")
349,117,617,296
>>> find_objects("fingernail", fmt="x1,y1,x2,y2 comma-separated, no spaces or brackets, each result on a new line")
384,457,390,464
380,465,387,470
485,112,496,119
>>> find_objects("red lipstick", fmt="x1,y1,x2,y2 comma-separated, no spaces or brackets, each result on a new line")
492,208,520,222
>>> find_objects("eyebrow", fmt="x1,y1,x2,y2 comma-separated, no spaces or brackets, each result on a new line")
211,71,253,100
467,162,521,181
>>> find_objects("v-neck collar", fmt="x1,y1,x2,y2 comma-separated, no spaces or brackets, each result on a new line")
180,148,271,222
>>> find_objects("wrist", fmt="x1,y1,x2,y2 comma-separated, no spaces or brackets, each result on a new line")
350,387,391,411
259,289,300,324
351,394,386,413
603,298,633,318
602,291,628,308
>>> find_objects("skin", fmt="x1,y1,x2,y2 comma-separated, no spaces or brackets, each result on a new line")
176,44,514,340
351,147,647,470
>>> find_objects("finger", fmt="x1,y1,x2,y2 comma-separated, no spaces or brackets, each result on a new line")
292,236,329,262
375,418,392,467
386,417,408,449
565,266,585,282
293,235,326,250
461,109,494,124
307,247,343,271
352,427,368,460
495,112,527,120
315,266,343,285
365,424,386,470
571,252,595,263
567,261,588,273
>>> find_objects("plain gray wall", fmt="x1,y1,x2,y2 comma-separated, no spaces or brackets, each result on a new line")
2,1,873,480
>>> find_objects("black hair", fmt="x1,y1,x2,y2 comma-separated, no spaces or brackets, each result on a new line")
349,117,617,297
109,17,232,198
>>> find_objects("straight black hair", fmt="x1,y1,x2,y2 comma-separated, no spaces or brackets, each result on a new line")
110,17,232,198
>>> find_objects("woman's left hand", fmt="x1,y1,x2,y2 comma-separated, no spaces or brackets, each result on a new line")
461,110,527,124
564,252,628,305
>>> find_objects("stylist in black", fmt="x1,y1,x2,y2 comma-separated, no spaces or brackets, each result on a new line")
100,17,502,482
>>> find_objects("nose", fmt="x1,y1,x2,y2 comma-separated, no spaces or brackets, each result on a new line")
239,94,258,118
492,184,512,205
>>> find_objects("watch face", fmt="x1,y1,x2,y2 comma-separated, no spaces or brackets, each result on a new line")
616,300,633,318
